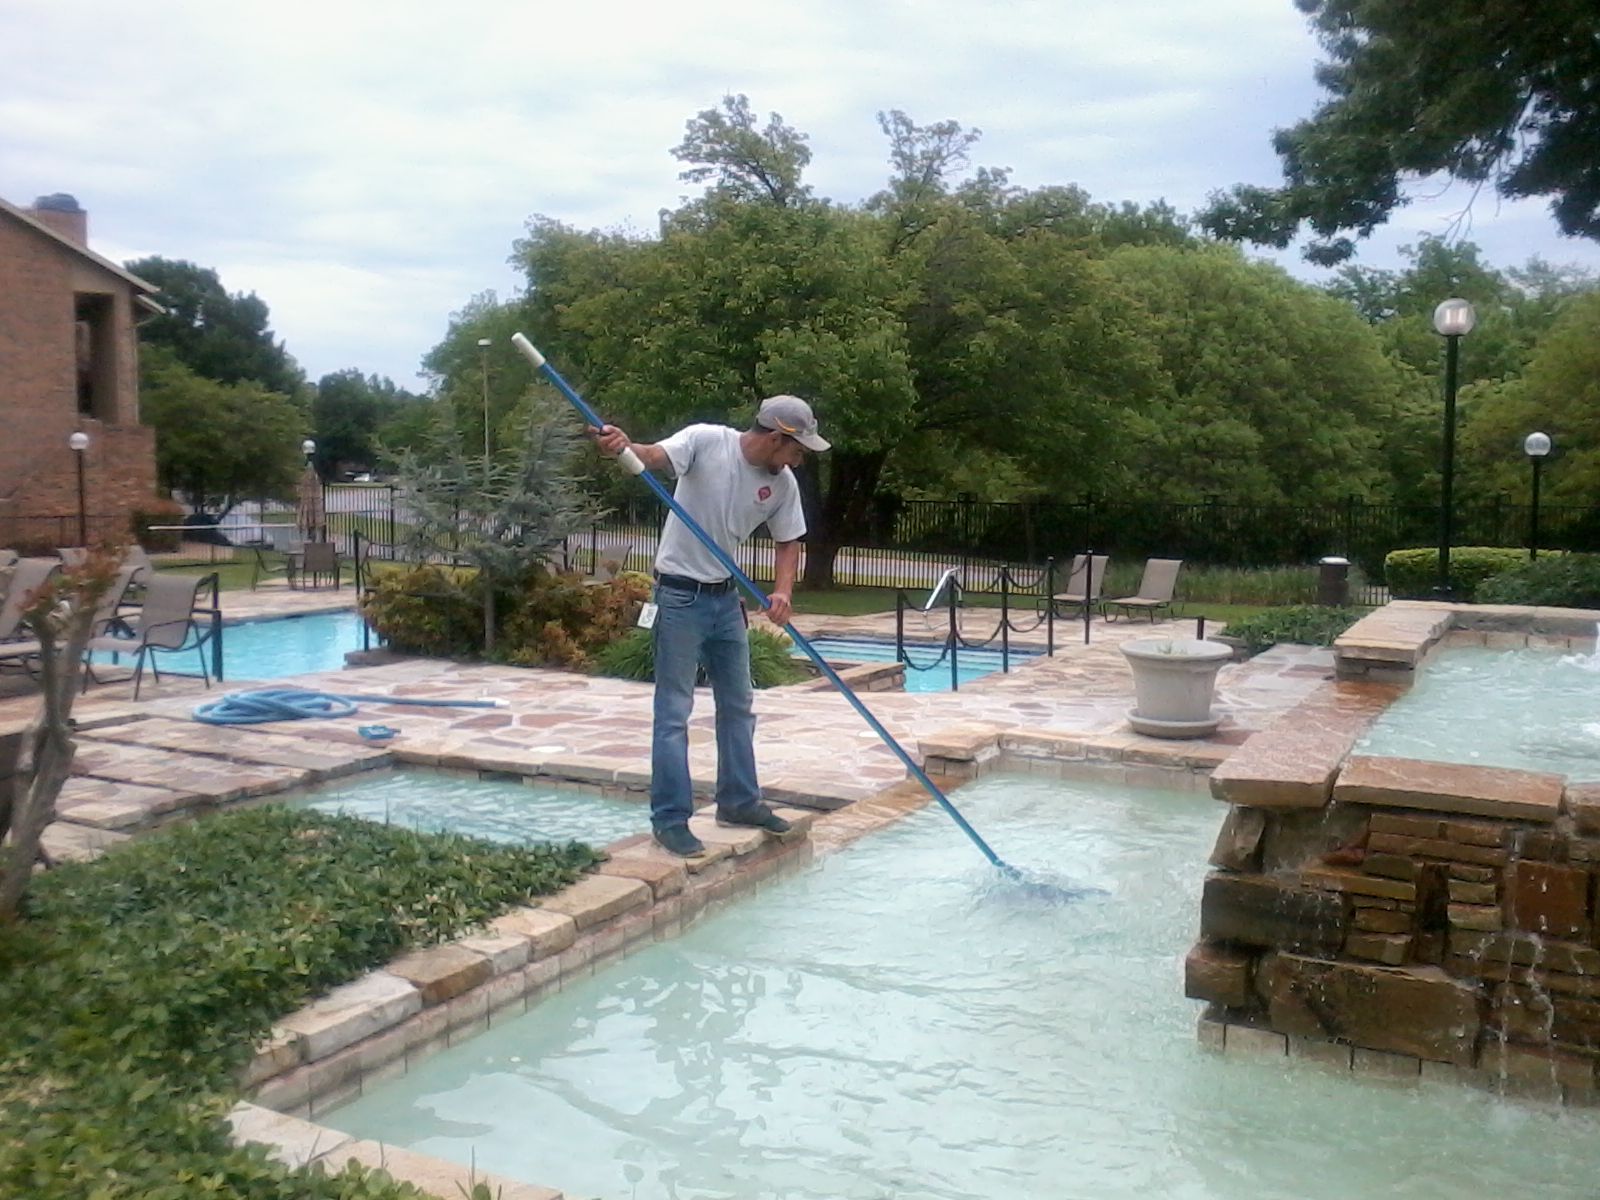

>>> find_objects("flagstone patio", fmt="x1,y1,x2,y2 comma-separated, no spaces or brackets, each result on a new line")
1,601,1337,859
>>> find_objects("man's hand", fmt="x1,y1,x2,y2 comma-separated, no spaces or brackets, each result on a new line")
593,424,630,457
765,592,793,625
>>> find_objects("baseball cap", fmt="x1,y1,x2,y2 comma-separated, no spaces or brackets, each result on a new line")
755,395,831,452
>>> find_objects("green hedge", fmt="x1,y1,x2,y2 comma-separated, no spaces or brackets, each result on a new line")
1383,546,1529,601
0,806,600,1198
1219,605,1363,652
1476,553,1600,609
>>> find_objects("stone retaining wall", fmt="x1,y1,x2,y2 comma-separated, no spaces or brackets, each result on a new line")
1194,600,1600,1104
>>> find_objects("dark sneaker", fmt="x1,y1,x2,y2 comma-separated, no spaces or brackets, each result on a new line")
716,804,793,836
653,824,706,858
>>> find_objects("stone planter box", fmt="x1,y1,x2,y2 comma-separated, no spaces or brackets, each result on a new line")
1121,636,1233,738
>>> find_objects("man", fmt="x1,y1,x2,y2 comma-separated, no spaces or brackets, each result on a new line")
594,395,830,857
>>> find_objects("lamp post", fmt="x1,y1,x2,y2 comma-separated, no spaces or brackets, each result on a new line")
1432,298,1476,598
68,430,89,545
477,338,493,460
301,438,316,469
1524,431,1552,561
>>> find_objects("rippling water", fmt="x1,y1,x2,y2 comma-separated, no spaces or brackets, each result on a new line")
279,768,647,847
322,773,1600,1199
1357,645,1600,773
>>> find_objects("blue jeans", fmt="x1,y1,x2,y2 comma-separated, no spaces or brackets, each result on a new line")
650,584,759,832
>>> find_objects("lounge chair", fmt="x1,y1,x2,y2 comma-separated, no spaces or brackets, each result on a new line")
83,573,214,698
57,546,88,568
0,558,64,674
1037,554,1109,619
1102,558,1183,622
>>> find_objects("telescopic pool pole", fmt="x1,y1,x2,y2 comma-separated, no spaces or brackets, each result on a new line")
511,333,1018,877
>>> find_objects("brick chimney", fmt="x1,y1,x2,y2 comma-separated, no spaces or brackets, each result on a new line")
30,192,87,246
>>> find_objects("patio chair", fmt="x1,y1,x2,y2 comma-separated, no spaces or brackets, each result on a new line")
83,573,214,698
1102,558,1183,622
1037,554,1109,620
298,541,341,590
251,525,305,590
591,542,634,583
57,546,88,568
0,558,63,674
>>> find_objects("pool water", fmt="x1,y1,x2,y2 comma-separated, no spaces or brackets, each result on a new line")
278,768,646,847
321,773,1600,1199
1357,645,1600,774
796,636,1038,692
222,611,367,679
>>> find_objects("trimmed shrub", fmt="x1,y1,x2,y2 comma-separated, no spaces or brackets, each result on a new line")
1220,605,1363,652
1383,546,1528,601
360,563,483,657
131,499,186,551
592,626,809,688
499,571,651,670
1476,553,1600,609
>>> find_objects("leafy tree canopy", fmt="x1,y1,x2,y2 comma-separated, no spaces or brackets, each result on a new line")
1201,0,1600,264
139,346,306,514
309,369,425,477
126,256,303,394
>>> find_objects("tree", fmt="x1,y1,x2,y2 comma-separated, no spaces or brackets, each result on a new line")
126,257,303,394
310,369,424,477
1201,0,1600,263
672,94,813,208
394,400,598,651
1100,244,1424,506
1458,292,1600,504
1,553,120,920
140,347,306,515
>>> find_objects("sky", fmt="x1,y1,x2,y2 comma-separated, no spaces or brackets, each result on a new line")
5,0,1598,391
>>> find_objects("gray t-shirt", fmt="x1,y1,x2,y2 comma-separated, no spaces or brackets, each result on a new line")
653,425,806,581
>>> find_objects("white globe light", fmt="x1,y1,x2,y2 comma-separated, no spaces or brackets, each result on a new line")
1432,298,1477,336
1525,431,1552,458
302,439,316,455
68,431,89,451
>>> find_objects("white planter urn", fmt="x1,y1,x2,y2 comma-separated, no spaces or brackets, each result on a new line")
1120,636,1233,738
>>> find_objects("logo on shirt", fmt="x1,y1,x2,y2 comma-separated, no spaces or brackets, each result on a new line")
757,485,772,502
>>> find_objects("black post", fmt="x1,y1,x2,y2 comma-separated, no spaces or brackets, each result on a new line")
1044,555,1055,658
1083,550,1093,646
896,590,905,663
948,576,960,692
1000,566,1010,673
1530,456,1543,561
1437,333,1461,598
74,451,87,545
387,484,397,549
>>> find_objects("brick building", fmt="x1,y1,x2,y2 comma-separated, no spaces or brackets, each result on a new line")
0,193,163,549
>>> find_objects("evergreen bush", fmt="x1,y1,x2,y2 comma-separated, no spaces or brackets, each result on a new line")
1383,546,1528,601
1476,553,1600,609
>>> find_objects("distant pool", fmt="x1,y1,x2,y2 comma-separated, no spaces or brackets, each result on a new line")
94,609,368,682
795,636,1038,692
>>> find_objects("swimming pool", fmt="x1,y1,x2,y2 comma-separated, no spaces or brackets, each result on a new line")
276,767,646,847
796,636,1038,692
1356,645,1600,773
320,772,1600,1198
221,610,368,680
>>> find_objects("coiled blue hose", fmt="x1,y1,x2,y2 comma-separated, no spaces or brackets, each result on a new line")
192,688,502,726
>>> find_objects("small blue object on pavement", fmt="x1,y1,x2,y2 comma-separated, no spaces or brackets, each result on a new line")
357,724,399,741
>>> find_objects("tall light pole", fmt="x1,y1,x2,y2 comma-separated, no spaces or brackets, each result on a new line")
68,430,89,545
1432,298,1476,599
477,338,493,461
1524,431,1552,561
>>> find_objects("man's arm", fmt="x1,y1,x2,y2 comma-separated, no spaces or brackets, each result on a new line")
594,424,671,472
765,541,801,625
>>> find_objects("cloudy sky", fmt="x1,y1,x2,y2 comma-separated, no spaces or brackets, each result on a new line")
6,0,1596,390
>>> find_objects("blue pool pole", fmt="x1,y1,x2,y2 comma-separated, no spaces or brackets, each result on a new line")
510,334,1015,876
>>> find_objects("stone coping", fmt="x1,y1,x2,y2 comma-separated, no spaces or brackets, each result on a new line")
1197,1009,1600,1107
1335,599,1600,680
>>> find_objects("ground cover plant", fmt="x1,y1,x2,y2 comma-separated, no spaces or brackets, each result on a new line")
0,806,600,1198
1476,553,1600,609
1219,604,1363,652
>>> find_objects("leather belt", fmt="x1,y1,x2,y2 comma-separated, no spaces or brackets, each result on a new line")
655,573,735,594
